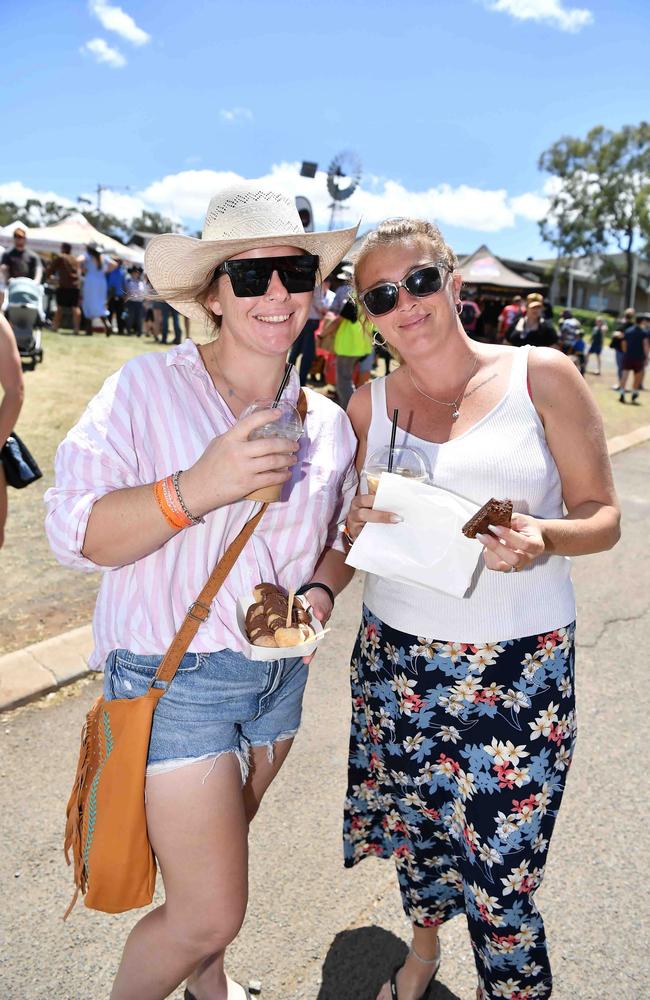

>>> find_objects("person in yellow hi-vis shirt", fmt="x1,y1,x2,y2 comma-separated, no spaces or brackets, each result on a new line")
334,295,373,408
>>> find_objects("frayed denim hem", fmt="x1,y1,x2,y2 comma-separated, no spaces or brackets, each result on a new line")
248,727,299,763
145,746,250,784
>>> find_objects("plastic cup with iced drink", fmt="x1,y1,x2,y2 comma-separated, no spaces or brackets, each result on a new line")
363,445,427,495
240,398,303,502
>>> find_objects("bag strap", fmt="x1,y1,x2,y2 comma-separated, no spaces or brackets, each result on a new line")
149,388,307,697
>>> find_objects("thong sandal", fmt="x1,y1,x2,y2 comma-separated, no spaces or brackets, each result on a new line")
184,975,251,1000
389,941,441,1000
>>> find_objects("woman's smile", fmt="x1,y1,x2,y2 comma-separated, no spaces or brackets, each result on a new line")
397,312,428,331
253,312,293,325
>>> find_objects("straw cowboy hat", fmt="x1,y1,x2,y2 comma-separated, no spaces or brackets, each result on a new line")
145,183,359,323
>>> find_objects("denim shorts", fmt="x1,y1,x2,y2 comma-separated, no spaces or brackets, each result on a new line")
103,648,309,780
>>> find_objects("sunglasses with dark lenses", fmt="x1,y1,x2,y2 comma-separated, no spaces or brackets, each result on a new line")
360,262,452,317
214,254,319,297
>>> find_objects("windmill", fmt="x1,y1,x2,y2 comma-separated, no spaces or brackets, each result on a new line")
326,151,362,230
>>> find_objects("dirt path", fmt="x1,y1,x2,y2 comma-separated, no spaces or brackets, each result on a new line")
1,476,99,654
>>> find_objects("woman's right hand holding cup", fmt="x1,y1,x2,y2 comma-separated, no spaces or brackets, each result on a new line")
180,408,299,516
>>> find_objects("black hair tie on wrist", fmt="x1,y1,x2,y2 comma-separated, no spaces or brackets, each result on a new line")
295,582,335,606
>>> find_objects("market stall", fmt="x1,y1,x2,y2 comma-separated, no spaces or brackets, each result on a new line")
0,213,144,264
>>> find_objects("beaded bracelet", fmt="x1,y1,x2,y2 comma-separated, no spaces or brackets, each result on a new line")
154,471,205,531
153,475,193,530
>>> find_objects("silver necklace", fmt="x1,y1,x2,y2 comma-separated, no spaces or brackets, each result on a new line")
407,353,480,421
211,346,248,403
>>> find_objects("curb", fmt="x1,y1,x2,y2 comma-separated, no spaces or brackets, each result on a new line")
0,625,95,712
607,423,650,456
2,424,649,713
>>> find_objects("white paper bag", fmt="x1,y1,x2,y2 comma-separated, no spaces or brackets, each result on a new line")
345,473,482,598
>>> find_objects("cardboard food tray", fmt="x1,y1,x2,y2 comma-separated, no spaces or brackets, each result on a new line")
237,596,325,660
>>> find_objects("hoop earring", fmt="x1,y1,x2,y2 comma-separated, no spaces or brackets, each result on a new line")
455,301,463,315
372,330,387,348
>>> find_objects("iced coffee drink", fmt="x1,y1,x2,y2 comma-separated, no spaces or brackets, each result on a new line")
241,398,303,502
363,445,428,495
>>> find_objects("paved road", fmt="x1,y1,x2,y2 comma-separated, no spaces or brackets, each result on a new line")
2,444,648,1000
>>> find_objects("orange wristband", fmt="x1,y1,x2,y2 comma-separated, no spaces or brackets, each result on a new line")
153,477,191,530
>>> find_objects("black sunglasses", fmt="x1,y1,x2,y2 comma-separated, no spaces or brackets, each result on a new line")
360,262,452,317
214,254,319,298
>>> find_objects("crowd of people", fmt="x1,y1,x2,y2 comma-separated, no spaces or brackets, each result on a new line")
452,290,649,390
2,224,647,405
0,228,187,344
38,182,625,1000
285,279,648,408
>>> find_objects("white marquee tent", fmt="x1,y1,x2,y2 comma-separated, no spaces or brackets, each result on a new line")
0,220,29,238
0,213,144,264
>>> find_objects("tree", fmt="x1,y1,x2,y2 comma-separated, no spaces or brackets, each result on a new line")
129,210,179,235
0,198,71,227
24,199,71,225
538,180,600,304
0,201,21,227
539,123,650,306
0,198,183,244
83,210,130,242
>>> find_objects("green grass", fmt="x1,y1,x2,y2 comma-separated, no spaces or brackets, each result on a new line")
582,367,650,438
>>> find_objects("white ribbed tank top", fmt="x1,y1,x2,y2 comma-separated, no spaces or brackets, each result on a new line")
363,346,576,642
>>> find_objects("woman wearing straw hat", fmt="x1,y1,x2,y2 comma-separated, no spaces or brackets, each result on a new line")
45,184,358,1000
333,219,619,1000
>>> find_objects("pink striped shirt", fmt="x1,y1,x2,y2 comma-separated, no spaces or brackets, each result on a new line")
44,340,357,669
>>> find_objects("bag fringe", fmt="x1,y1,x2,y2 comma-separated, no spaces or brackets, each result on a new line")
63,696,102,920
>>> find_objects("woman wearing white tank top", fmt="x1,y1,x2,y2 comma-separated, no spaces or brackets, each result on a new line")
330,219,620,1000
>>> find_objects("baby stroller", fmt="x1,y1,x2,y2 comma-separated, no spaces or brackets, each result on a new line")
3,277,45,370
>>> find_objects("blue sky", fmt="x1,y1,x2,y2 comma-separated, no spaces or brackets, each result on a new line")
3,0,649,259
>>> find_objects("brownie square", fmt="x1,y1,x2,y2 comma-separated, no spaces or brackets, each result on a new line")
462,498,513,539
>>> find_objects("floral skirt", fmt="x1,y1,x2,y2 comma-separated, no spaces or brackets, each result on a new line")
343,606,577,1000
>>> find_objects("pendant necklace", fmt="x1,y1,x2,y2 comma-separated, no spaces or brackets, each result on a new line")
210,345,247,403
407,353,480,421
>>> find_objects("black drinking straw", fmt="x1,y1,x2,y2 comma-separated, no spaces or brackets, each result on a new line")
272,362,293,407
387,408,399,472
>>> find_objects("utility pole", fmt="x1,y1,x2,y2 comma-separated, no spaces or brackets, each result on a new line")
567,258,574,308
95,183,131,214
629,251,639,309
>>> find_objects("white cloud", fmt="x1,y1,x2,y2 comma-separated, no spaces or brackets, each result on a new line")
542,176,564,196
354,180,518,232
140,170,244,220
138,163,552,233
89,0,150,45
219,107,254,124
0,181,76,209
0,165,551,235
508,192,549,221
484,0,593,32
80,37,126,68
80,188,148,221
